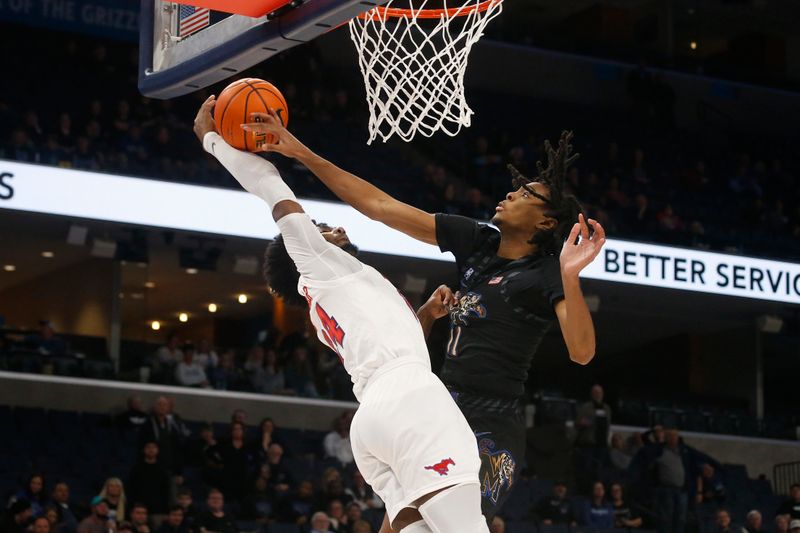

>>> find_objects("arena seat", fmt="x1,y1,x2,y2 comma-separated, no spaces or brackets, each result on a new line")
501,478,532,521
505,521,537,533
268,524,300,533
537,524,568,533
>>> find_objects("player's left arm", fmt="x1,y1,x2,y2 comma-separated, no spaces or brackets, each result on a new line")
555,214,606,365
416,285,457,339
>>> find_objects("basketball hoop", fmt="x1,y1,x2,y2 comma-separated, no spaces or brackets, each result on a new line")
348,0,503,144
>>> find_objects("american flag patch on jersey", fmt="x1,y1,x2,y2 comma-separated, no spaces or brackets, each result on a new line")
178,5,211,38
489,276,504,285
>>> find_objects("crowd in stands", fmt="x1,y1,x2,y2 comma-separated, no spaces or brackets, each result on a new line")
3,323,799,441
0,27,798,261
0,396,383,533
146,331,354,402
2,384,799,533
0,323,355,402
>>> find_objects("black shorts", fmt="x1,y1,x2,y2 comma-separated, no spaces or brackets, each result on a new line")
450,390,526,521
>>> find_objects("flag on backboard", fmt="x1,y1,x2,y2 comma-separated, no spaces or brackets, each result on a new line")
178,5,211,38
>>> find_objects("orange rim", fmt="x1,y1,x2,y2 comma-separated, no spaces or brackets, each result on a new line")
357,0,501,20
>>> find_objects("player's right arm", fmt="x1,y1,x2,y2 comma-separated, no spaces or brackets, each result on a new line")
243,110,438,245
194,97,361,282
193,95,302,222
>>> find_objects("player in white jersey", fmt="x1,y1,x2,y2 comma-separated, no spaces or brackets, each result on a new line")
193,96,489,533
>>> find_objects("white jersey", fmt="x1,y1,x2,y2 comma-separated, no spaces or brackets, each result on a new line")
299,263,431,401
276,213,430,401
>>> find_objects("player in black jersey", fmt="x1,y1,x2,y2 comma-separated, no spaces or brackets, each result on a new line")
245,111,605,527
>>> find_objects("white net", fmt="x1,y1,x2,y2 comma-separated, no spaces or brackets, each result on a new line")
348,0,503,144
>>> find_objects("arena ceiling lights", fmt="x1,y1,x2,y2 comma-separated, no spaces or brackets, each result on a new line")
1,160,798,305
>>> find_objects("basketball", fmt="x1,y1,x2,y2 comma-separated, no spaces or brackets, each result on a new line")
214,78,289,152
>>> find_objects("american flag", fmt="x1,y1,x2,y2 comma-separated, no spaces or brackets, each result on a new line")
178,5,210,38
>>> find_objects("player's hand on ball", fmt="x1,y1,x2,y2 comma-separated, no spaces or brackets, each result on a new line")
241,108,306,159
193,95,217,142
560,213,606,277
421,284,457,320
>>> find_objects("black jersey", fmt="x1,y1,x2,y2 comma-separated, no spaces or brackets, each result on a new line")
436,214,565,398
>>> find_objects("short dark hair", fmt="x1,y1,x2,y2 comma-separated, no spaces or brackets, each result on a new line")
177,487,192,498
118,522,134,532
263,224,358,307
169,505,184,514
130,502,148,512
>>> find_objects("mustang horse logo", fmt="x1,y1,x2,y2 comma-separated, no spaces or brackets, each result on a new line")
424,458,455,476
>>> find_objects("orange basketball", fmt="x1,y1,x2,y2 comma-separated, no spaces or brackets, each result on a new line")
214,78,289,152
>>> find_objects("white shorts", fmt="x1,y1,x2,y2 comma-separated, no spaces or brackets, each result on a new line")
350,357,481,523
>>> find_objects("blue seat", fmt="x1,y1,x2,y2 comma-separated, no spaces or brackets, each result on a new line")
83,359,114,379
50,410,82,435
53,357,81,376
748,478,773,496
529,479,554,502
268,524,300,533
285,457,315,482
723,464,749,492
537,524,568,533
682,410,709,432
7,352,43,373
506,522,536,533
81,412,110,432
503,480,532,521
235,521,261,533
14,406,49,429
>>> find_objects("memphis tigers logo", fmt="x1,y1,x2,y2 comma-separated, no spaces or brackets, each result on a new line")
477,433,516,505
447,291,488,357
449,292,487,327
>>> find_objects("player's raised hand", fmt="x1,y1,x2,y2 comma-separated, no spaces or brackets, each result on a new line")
560,213,606,278
420,284,458,320
193,95,217,142
241,108,308,159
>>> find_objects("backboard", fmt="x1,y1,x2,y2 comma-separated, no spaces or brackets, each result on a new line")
138,0,389,99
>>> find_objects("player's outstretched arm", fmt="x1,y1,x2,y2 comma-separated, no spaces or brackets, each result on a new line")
193,95,301,222
194,97,362,282
555,214,606,365
242,110,438,245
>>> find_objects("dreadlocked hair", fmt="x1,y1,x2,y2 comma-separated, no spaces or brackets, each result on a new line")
263,234,307,307
508,130,586,255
